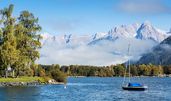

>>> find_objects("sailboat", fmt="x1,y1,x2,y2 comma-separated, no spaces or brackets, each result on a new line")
122,44,148,91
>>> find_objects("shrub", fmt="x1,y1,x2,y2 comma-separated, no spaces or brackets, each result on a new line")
50,69,67,83
37,66,46,77
19,68,33,76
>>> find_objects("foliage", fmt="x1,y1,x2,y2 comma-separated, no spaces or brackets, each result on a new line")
0,4,41,77
50,69,67,83
163,65,171,74
60,64,169,77
41,64,67,83
0,4,68,83
0,4,19,74
60,65,115,77
37,66,46,77
19,68,34,77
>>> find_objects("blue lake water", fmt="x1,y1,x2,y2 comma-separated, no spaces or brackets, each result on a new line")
0,77,171,101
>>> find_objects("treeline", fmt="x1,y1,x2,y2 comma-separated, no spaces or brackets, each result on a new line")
58,64,171,77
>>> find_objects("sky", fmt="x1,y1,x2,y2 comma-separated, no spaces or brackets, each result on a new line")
1,0,171,65
0,0,171,35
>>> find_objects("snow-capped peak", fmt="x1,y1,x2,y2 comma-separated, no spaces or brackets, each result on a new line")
107,23,141,39
136,21,167,42
105,21,167,42
92,32,106,40
41,21,168,47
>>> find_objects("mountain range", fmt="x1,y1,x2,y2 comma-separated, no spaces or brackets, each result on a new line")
38,21,170,66
137,36,171,65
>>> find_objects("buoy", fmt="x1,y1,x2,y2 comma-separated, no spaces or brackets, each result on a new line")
64,85,67,89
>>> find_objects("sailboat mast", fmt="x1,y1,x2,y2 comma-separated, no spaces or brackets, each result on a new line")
128,43,130,82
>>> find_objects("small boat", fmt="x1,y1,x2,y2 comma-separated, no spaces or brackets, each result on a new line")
122,44,148,91
122,83,148,91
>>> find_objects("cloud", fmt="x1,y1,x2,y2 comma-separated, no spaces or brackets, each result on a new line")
115,0,171,15
38,45,128,66
37,37,157,66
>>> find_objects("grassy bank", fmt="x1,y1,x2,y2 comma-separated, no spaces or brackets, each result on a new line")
0,77,47,83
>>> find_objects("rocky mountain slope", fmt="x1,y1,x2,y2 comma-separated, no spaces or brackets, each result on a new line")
137,36,171,65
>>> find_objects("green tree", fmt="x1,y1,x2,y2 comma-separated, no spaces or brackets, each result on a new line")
0,4,19,77
17,10,42,67
130,65,138,76
37,65,46,77
113,64,125,76
0,4,42,78
50,69,67,83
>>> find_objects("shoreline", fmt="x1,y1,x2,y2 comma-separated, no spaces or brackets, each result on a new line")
0,77,65,87
1,75,170,87
68,75,171,78
0,81,65,87
68,76,86,78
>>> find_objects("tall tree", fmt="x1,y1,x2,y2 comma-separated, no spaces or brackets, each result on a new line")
0,4,19,77
0,4,42,77
16,11,42,67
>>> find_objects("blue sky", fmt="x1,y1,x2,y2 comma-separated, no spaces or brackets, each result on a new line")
0,0,171,35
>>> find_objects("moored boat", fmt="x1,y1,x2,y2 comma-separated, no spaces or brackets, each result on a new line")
122,44,148,91
122,83,148,91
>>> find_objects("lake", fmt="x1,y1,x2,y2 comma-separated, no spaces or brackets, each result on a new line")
0,77,171,101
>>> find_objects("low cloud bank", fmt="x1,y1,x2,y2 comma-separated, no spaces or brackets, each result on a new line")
37,37,157,66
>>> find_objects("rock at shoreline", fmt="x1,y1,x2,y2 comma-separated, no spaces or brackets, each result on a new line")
0,79,65,87
48,79,64,85
0,81,41,87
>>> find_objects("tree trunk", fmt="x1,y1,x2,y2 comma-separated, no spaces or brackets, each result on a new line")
5,69,7,78
12,70,15,78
